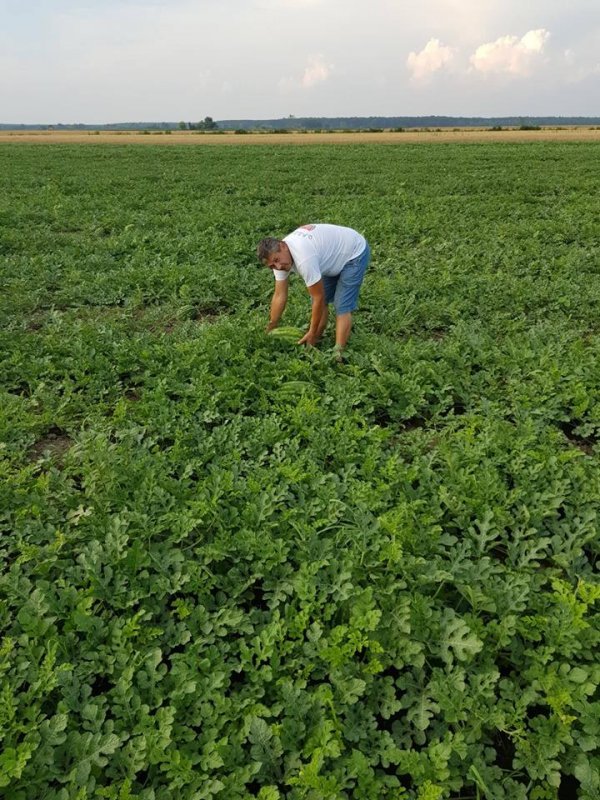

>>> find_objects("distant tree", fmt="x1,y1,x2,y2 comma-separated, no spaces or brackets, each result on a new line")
197,116,218,131
178,121,187,130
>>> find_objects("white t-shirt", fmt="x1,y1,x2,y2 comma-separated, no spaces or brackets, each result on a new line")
273,224,367,287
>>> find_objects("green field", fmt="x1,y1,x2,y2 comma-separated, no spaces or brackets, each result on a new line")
1,142,599,799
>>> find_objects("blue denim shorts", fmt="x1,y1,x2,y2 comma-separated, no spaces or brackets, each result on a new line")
322,242,371,314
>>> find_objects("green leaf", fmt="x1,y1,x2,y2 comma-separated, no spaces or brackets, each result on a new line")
438,611,483,665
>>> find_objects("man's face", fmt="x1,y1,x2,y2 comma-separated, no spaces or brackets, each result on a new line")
264,243,293,271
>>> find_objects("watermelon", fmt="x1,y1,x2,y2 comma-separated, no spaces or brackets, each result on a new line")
268,326,304,343
277,381,312,399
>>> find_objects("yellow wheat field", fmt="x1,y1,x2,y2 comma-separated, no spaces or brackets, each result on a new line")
1,127,600,145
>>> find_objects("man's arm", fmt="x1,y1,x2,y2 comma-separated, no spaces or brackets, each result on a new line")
266,279,289,331
298,280,326,345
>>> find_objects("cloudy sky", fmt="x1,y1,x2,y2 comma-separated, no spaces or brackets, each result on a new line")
1,0,599,123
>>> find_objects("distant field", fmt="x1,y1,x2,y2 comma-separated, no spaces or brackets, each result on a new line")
1,142,599,799
1,126,600,144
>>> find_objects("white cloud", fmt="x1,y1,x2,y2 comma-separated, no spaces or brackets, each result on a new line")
2,0,597,121
470,28,550,75
407,38,456,80
280,54,333,91
301,54,333,88
561,47,600,83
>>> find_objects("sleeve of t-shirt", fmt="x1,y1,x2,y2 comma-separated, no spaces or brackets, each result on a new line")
272,269,289,282
294,256,322,287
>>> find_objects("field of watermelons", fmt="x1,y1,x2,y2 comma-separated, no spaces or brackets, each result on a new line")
1,142,599,800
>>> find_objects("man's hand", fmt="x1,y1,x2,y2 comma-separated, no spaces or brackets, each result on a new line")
267,280,288,333
300,280,326,347
298,330,319,346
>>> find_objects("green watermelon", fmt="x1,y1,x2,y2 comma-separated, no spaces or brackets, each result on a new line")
268,326,304,343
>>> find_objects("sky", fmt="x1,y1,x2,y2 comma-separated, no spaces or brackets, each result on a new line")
1,0,599,123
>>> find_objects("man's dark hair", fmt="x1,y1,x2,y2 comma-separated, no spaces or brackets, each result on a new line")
257,237,282,261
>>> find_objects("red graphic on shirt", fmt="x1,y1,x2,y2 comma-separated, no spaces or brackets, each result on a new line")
301,224,316,231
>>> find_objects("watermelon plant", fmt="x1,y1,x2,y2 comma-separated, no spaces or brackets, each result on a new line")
0,141,599,799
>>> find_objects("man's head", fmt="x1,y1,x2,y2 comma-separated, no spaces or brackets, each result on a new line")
257,238,293,271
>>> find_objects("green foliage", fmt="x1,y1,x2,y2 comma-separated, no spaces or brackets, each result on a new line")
0,141,599,798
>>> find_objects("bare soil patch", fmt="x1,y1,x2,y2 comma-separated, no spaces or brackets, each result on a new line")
556,420,597,455
28,427,73,465
131,303,226,333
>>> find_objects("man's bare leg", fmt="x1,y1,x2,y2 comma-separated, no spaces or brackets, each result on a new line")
335,312,352,348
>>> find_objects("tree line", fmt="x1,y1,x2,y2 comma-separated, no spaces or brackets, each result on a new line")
2,116,600,131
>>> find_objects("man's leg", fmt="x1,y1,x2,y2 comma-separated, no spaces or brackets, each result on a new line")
333,243,370,350
313,278,335,340
335,312,352,348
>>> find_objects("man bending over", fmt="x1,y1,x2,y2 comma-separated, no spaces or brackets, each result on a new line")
257,223,371,351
